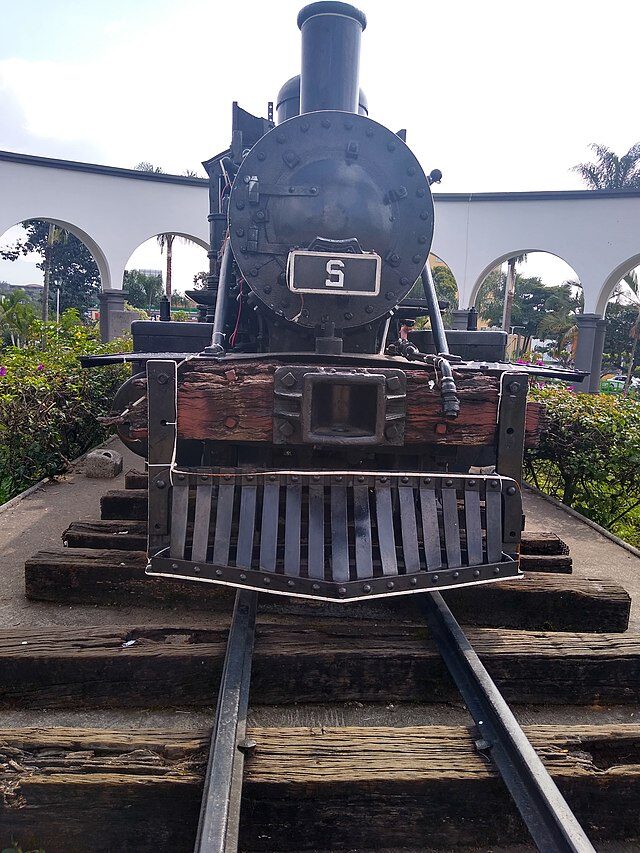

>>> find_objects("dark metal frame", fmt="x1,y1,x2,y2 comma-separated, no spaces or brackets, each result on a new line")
273,364,407,446
146,464,523,602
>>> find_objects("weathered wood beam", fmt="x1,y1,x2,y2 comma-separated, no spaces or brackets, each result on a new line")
62,520,147,550
0,619,638,708
520,553,572,573
101,489,147,520
124,469,147,490
25,549,624,630
1,725,638,850
121,360,544,447
520,531,569,555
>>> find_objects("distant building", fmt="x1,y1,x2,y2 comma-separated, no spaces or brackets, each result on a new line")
137,269,162,279
8,283,44,302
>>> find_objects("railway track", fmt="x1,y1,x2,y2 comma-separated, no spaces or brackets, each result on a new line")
196,587,595,853
3,469,640,851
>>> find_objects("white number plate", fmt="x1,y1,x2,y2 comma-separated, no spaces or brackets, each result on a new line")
287,250,382,296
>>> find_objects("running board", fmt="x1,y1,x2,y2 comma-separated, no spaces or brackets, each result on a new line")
147,470,522,602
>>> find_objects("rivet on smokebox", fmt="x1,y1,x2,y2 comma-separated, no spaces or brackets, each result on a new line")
224,416,239,430
435,423,447,435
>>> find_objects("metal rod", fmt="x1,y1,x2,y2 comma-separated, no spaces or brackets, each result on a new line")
418,264,460,417
421,591,596,853
420,264,450,356
207,239,233,355
194,589,258,853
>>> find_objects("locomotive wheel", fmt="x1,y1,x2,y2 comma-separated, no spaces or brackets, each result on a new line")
110,372,148,458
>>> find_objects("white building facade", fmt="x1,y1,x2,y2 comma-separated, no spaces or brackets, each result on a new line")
2,149,639,389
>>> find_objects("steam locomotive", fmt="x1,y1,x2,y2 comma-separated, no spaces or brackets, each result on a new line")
93,2,577,603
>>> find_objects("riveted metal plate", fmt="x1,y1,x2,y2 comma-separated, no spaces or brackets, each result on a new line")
147,469,522,602
273,364,407,446
228,110,433,328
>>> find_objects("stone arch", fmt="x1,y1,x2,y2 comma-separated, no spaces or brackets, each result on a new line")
596,253,640,316
469,248,582,311
0,216,111,290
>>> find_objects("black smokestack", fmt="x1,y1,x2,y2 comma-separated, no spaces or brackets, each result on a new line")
297,2,367,115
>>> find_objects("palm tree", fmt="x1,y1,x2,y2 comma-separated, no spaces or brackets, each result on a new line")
0,290,35,347
42,223,68,324
573,143,640,391
134,163,201,299
502,253,528,332
572,143,640,191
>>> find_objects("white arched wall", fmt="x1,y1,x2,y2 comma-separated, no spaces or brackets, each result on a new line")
0,216,112,293
596,253,640,316
3,152,640,369
468,249,582,311
431,192,640,315
0,155,209,291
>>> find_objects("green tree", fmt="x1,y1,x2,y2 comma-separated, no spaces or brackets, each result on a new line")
123,269,163,311
603,303,640,373
477,271,582,353
431,264,457,307
0,221,100,316
0,289,36,347
572,143,640,190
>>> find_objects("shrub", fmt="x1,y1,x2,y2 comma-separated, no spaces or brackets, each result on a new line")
0,313,130,503
525,385,640,545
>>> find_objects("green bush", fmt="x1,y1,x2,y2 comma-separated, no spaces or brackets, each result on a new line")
0,312,130,503
525,385,640,546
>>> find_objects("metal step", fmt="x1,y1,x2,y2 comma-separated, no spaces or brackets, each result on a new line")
147,470,522,602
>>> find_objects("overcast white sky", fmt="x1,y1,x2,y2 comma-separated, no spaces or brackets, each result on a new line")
1,0,638,292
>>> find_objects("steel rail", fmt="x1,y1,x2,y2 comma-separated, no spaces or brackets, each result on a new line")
421,590,596,853
194,589,258,853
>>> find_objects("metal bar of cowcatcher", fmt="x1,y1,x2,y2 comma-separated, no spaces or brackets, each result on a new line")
194,589,257,853
422,591,596,853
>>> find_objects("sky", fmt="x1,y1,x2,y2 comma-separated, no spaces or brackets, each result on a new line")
0,0,638,293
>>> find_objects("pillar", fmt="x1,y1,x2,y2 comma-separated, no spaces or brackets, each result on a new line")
588,318,607,393
99,289,131,342
572,313,601,393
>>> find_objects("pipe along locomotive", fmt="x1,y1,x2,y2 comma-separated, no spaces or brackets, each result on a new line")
93,2,576,603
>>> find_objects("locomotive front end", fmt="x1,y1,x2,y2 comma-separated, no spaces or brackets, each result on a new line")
135,2,527,601
129,1,541,602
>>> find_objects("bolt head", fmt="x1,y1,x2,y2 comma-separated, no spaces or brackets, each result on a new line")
281,372,296,388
